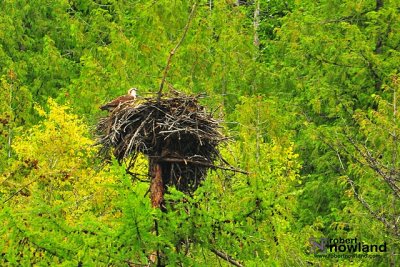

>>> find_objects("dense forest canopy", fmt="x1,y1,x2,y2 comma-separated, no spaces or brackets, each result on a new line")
0,0,399,266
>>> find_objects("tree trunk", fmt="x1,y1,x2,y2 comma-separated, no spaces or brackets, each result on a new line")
150,162,164,208
253,0,260,47
149,160,165,266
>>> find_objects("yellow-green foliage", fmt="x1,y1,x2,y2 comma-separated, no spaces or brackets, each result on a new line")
9,99,113,216
14,98,93,172
0,99,120,265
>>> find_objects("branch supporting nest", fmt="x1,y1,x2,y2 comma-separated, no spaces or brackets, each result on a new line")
152,156,248,174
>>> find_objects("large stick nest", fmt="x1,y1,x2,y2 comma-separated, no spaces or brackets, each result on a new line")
96,91,230,193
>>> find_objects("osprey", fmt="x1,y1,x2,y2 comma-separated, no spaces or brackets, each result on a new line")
100,88,137,111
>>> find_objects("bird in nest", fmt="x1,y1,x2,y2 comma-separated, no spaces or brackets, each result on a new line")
100,88,137,112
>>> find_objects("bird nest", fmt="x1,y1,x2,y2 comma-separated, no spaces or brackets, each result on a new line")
96,91,232,194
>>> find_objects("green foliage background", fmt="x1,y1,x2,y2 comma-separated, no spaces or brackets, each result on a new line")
1,0,399,266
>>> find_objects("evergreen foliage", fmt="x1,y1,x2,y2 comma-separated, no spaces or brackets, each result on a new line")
1,0,399,266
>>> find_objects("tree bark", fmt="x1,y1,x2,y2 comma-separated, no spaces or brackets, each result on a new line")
150,162,164,208
376,0,383,10
253,0,260,47
374,0,384,90
149,161,165,266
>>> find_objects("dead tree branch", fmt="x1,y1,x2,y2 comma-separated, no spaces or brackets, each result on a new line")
158,2,198,97
210,248,244,267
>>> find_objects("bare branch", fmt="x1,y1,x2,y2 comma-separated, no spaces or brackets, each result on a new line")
158,2,198,97
152,156,249,174
344,134,400,198
210,248,244,267
346,175,399,236
320,130,399,236
3,178,38,204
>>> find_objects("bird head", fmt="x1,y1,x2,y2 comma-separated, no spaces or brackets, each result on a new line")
128,88,137,97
